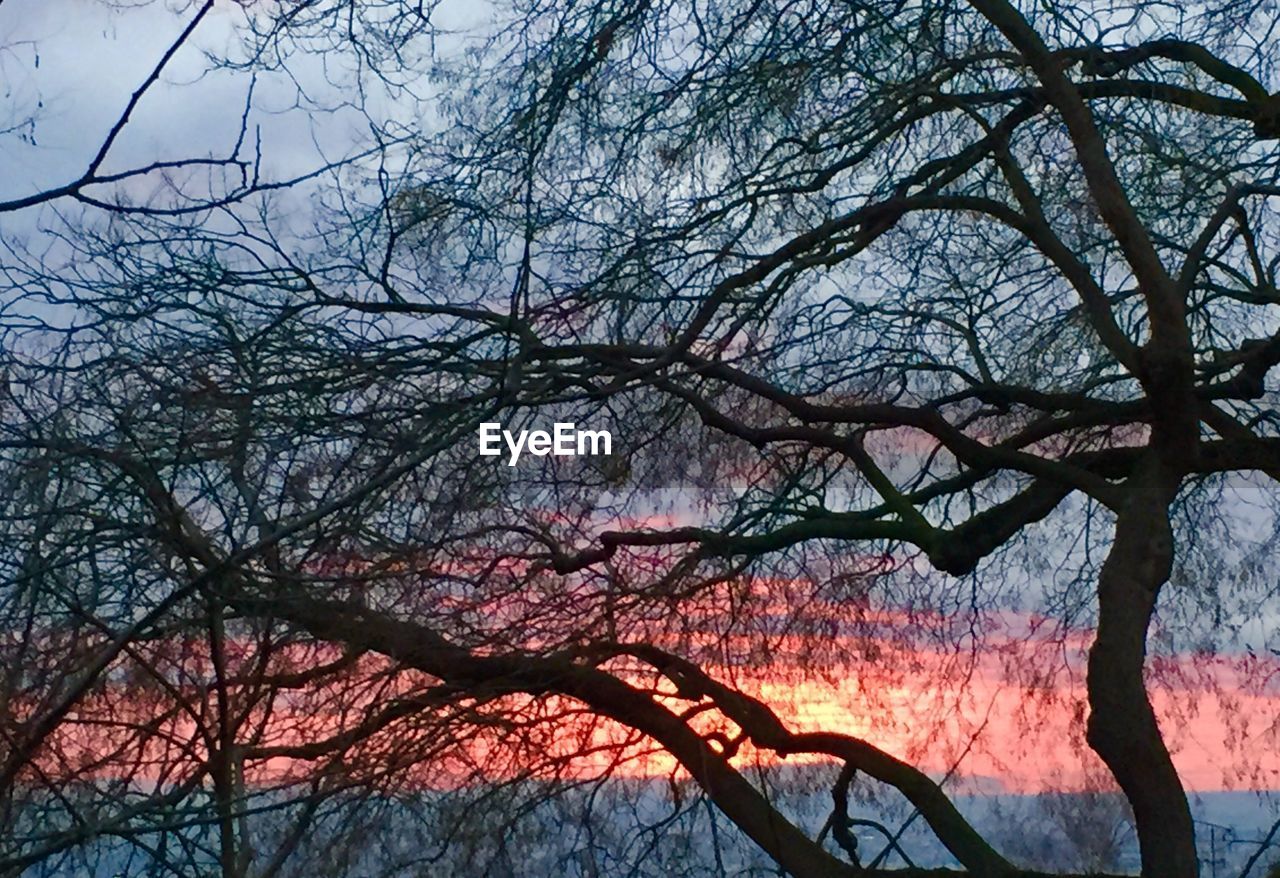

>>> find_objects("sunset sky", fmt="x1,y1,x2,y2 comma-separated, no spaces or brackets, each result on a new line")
5,1,1277,796
5,5,1280,878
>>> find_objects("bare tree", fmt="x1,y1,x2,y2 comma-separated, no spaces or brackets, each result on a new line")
1,0,1279,877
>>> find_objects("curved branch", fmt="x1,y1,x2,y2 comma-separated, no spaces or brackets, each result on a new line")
235,593,861,878
613,643,1017,876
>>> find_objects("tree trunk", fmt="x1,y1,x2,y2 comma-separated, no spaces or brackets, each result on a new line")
1086,474,1198,878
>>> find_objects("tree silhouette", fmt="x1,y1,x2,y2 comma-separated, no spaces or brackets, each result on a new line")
2,1,1280,876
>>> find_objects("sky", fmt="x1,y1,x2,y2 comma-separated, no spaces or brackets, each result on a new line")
0,0,1277,809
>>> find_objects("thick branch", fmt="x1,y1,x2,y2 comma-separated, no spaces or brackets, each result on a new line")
614,644,1017,876
237,594,862,878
